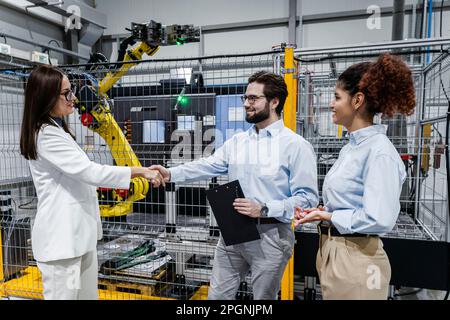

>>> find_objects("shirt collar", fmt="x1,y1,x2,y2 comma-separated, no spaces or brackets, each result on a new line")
248,119,285,137
50,117,63,128
349,124,387,145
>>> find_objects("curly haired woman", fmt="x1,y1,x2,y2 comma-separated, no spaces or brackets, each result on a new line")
294,53,416,300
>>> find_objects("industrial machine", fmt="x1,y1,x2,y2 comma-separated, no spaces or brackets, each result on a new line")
68,21,200,218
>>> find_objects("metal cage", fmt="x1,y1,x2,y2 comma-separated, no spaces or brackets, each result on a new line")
293,39,450,298
0,38,449,300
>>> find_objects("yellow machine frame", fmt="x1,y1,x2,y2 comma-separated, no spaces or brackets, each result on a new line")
78,42,160,217
281,45,297,300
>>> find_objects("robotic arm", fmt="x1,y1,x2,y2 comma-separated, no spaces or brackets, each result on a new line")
101,21,200,94
69,21,200,217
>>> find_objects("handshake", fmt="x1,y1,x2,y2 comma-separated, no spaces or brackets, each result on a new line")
131,165,171,188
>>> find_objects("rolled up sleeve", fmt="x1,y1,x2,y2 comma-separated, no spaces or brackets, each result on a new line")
38,126,131,189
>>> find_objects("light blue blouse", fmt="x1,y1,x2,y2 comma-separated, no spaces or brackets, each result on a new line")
324,125,407,235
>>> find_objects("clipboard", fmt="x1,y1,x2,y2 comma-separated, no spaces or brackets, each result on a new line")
206,180,261,246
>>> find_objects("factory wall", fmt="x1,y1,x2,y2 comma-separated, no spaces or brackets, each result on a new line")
95,0,450,58
0,3,66,64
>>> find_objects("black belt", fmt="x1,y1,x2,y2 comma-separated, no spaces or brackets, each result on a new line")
318,225,376,238
256,217,283,224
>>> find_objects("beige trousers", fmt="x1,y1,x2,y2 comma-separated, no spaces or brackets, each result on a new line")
316,232,391,300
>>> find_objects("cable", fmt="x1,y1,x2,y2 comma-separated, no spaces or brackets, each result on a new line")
44,40,61,66
0,70,30,78
81,72,99,86
116,251,168,271
444,291,449,300
40,47,53,66
433,123,443,140
47,39,61,48
421,0,426,39
3,198,18,281
18,198,36,210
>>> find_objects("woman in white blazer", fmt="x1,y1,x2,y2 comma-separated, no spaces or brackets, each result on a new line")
19,65,163,300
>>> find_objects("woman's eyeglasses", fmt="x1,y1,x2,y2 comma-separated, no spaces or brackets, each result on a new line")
60,88,76,102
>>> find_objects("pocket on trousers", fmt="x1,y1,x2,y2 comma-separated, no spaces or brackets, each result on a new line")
316,250,322,277
276,225,295,256
344,238,391,289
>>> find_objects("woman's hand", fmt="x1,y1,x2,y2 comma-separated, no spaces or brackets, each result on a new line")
148,165,171,183
131,167,165,187
294,205,330,227
143,169,165,187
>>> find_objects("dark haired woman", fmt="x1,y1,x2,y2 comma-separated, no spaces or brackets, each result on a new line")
294,53,415,300
20,65,163,300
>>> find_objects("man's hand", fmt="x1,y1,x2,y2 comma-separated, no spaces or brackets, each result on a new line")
294,205,330,226
233,198,262,218
143,168,165,187
149,165,171,183
131,167,165,187
293,206,305,227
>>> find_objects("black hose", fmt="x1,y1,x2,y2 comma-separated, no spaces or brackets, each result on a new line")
421,0,426,38
47,39,61,48
18,198,36,210
117,36,137,63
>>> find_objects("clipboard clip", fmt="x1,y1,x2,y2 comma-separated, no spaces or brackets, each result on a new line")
235,186,240,199
224,185,241,199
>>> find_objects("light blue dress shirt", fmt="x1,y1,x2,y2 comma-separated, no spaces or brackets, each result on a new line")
169,119,319,223
324,125,407,235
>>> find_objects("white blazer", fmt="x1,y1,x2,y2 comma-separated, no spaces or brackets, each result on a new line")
29,122,131,262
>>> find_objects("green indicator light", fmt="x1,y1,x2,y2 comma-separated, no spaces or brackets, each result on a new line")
177,95,189,106
180,96,188,105
176,38,187,45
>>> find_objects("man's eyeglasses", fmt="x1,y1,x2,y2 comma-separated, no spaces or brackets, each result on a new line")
60,88,76,102
240,94,266,104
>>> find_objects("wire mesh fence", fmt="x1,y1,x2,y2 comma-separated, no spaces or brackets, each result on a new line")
0,51,279,300
294,44,449,244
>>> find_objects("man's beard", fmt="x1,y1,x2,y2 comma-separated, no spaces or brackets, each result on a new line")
245,101,271,124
